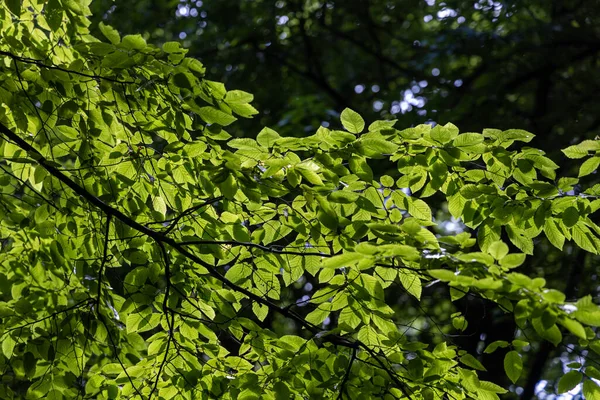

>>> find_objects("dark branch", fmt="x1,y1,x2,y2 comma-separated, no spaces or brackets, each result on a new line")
0,121,414,396
0,50,136,84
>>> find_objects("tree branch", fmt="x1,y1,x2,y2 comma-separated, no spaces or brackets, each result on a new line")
0,50,135,84
0,121,414,396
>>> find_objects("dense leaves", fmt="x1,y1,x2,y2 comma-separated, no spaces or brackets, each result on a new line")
1,1,600,399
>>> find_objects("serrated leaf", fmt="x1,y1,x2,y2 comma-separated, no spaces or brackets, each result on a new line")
506,225,533,255
544,218,565,250
460,354,486,371
579,156,600,177
453,133,483,147
256,127,280,148
340,108,365,133
408,198,432,221
225,90,254,103
399,270,421,300
356,138,399,158
305,306,330,325
562,145,589,159
297,168,323,185
503,129,534,142
478,380,508,394
504,351,522,383
198,106,237,126
572,223,598,254
224,264,252,284
162,41,183,53
430,124,454,144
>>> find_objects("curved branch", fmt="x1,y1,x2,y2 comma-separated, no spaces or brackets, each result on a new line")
0,121,414,396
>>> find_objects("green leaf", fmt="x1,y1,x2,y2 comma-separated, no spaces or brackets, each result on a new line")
503,129,534,143
198,106,237,126
478,381,508,394
460,354,486,371
322,252,364,269
574,308,600,326
399,270,421,300
162,41,183,53
557,371,582,394
578,156,600,177
428,269,456,281
305,306,330,325
488,241,509,260
483,340,509,354
407,198,432,221
172,72,194,89
512,340,529,349
499,253,526,269
532,317,562,346
430,124,456,144
460,184,486,199
356,138,399,157
5,0,21,16
572,223,598,254
221,174,238,199
503,351,522,384
45,0,63,32
349,155,373,181
559,318,586,339
2,336,15,358
225,90,254,103
562,206,579,227
99,22,120,44
256,127,280,147
252,303,268,321
506,225,533,255
115,161,137,183
297,168,323,186
317,210,338,231
152,196,167,217
544,218,565,250
273,382,291,400
340,108,365,133
225,264,252,284
562,145,589,159
453,133,484,147
583,380,600,400
121,34,147,50
328,190,359,203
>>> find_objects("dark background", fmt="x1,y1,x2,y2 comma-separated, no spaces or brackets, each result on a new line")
88,1,600,398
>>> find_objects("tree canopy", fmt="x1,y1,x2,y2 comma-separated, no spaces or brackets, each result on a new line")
1,1,600,400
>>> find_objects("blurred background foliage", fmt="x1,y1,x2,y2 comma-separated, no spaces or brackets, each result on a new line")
88,1,600,398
